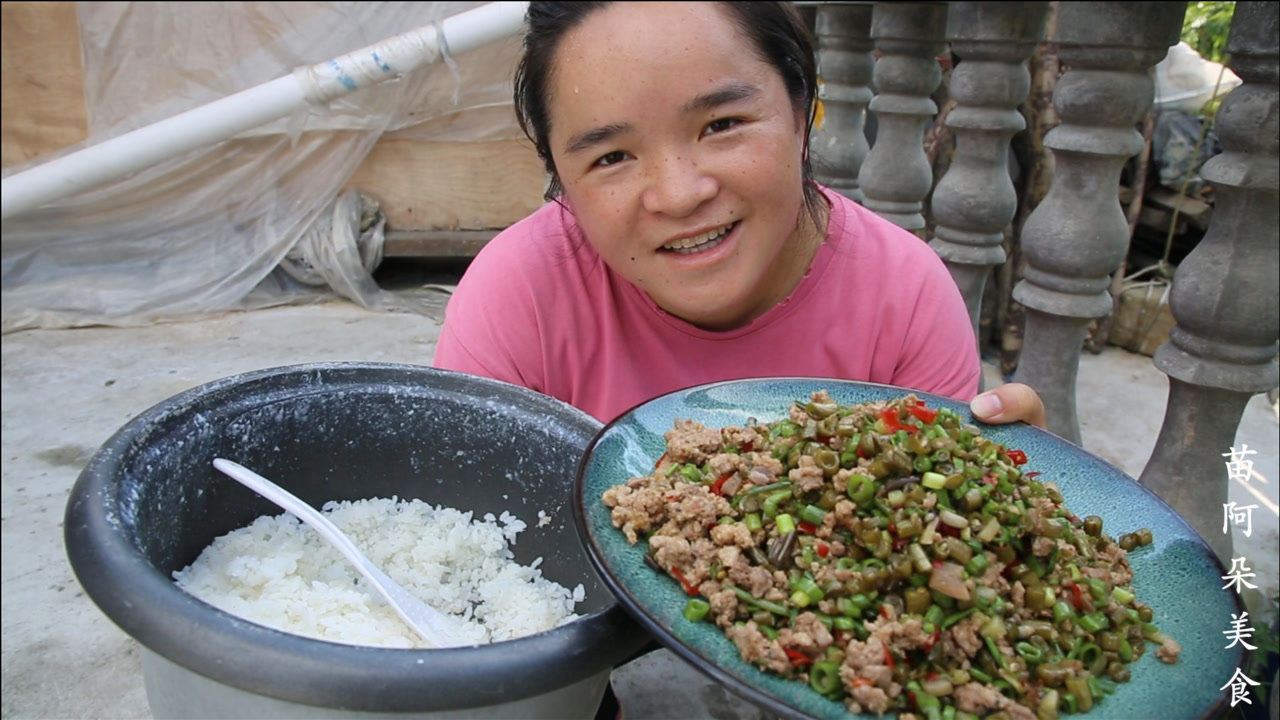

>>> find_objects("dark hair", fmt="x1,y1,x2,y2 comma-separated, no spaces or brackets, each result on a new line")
513,1,823,221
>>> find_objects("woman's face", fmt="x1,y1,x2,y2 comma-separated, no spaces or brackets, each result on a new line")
545,2,818,331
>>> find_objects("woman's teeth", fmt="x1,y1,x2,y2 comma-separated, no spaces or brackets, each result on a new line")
663,223,735,254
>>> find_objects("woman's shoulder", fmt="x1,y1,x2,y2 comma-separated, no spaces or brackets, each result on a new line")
823,189,948,271
472,201,580,264
456,202,596,292
823,189,919,244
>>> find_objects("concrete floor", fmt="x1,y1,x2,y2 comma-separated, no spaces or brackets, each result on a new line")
2,293,1277,719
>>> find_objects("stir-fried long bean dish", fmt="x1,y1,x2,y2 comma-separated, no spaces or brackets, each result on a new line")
603,392,1178,720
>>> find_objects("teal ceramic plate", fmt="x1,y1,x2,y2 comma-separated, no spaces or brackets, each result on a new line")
573,378,1244,720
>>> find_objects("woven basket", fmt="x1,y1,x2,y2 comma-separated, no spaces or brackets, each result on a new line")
1108,267,1175,357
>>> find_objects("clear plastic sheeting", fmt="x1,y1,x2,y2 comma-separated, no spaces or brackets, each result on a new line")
1,2,525,333
1153,41,1242,114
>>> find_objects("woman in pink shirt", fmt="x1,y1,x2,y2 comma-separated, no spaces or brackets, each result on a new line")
435,1,1043,429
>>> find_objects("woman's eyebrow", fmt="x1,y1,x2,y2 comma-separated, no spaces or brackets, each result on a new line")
564,122,633,155
680,81,761,115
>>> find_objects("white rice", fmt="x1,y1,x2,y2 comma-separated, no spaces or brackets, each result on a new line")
173,497,585,649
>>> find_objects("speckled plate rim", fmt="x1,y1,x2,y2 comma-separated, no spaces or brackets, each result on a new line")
572,378,1245,720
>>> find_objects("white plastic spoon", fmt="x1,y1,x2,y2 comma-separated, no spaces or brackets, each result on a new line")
212,458,488,648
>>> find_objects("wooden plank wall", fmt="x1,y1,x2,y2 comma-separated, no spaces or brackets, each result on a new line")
0,1,547,245
348,136,546,232
1,1,89,167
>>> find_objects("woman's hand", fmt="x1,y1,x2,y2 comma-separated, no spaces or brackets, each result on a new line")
969,383,1047,429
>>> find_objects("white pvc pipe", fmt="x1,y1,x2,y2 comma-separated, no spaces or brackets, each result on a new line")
1,1,529,222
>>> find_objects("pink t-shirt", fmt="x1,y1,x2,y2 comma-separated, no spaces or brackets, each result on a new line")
434,188,980,422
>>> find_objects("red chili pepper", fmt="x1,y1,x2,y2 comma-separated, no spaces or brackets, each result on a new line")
741,441,754,453
816,542,830,558
798,521,817,535
784,648,812,667
982,474,998,486
879,407,904,433
1007,449,1028,466
670,567,699,596
880,605,893,620
907,404,938,424
654,452,670,469
856,445,870,459
851,676,874,689
883,645,896,668
710,474,732,496
1025,471,1042,479
923,629,941,652
1070,583,1084,611
893,536,910,551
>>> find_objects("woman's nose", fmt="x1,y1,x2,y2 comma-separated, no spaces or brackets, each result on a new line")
640,152,717,217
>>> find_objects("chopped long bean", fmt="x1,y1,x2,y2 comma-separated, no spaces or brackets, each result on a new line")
605,391,1173,718
683,598,711,622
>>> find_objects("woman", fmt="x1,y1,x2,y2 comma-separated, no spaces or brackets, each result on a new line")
434,1,1043,428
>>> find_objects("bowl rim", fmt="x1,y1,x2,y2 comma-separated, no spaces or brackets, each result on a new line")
64,361,650,712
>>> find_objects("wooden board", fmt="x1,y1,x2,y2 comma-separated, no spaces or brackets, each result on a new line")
1144,186,1213,229
1,1,89,168
345,137,548,232
383,229,499,258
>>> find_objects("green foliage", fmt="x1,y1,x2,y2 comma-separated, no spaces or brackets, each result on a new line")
1181,1,1236,65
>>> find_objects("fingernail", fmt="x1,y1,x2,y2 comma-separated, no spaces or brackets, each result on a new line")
971,393,1003,419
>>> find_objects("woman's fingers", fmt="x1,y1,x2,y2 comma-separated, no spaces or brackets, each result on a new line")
970,382,1047,429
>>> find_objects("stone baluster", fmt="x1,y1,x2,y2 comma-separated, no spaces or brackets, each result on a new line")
810,3,876,203
930,2,1049,344
1140,1,1279,563
859,2,949,231
1011,2,1184,443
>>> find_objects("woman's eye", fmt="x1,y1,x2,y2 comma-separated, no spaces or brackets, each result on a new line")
593,151,627,168
702,117,741,136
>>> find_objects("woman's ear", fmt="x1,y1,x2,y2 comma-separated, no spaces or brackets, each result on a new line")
795,106,811,159
797,104,811,136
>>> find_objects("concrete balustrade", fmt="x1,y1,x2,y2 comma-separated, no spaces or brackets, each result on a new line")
859,2,949,231
811,3,876,203
1011,2,1184,444
1141,0,1280,562
930,2,1048,346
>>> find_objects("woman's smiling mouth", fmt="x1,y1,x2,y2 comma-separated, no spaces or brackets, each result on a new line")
661,222,737,255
